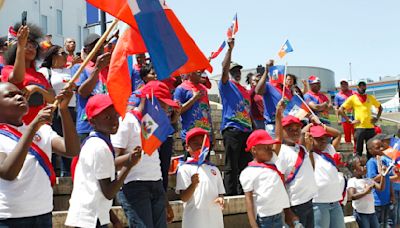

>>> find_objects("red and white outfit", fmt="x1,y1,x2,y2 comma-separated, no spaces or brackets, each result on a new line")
176,160,225,228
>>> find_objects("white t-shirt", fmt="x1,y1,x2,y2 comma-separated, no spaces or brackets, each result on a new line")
347,177,375,214
39,67,76,107
111,112,162,182
312,144,343,203
65,136,116,227
240,165,290,217
176,162,225,228
276,144,318,206
0,124,58,218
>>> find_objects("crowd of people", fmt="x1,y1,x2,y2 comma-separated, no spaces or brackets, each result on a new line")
0,22,398,228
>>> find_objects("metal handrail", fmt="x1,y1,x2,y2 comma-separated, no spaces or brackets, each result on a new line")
379,116,400,124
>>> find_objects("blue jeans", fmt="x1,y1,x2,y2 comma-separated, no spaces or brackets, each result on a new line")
291,200,314,228
257,213,283,228
0,212,52,228
376,204,390,227
313,202,345,228
394,190,400,225
122,180,167,228
353,210,379,228
117,190,146,228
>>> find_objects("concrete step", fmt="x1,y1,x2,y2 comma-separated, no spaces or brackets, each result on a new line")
52,195,357,228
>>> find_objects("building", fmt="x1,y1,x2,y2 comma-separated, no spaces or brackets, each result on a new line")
208,66,336,100
0,0,88,51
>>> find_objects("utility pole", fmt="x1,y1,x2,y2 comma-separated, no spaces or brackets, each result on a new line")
100,10,106,34
349,62,352,84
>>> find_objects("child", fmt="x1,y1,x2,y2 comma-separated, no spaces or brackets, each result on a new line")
176,127,225,228
239,129,291,228
65,94,141,228
347,156,385,228
303,124,345,228
366,138,392,227
0,82,80,227
276,115,318,228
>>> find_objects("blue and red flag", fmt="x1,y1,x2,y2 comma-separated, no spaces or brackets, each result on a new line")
269,65,285,84
278,39,294,59
227,13,238,39
140,97,175,155
198,143,210,166
210,41,226,60
384,137,400,166
284,93,312,119
89,0,212,116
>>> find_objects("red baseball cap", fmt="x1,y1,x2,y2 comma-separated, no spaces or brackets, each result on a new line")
309,125,332,138
186,127,209,145
140,81,179,108
245,129,280,152
86,94,114,120
282,115,303,127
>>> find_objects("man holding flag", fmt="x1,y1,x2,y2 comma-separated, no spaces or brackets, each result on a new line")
111,81,179,227
255,60,293,137
219,38,253,196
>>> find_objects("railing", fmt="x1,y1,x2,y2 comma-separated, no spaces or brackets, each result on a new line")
379,116,400,124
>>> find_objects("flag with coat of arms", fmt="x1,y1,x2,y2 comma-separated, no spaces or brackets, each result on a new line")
278,39,294,58
284,93,312,119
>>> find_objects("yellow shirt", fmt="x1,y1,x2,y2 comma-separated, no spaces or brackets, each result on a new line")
341,94,381,129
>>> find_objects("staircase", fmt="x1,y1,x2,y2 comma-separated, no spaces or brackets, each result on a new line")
52,103,359,227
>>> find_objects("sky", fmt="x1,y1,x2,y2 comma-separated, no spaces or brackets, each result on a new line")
167,0,400,84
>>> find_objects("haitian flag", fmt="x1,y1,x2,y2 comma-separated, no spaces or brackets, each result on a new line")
383,137,400,167
269,65,285,84
140,97,175,155
278,39,294,59
210,41,226,60
198,136,210,166
284,93,312,119
227,13,238,39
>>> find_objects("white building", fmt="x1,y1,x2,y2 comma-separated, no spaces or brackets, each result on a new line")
0,0,89,51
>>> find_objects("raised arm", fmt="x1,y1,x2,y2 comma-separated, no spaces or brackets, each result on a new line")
323,124,342,150
255,60,273,95
274,99,285,155
221,39,234,84
9,26,29,84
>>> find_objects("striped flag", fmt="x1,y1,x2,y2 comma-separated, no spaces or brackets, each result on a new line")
210,41,226,60
284,93,312,119
227,13,238,39
278,39,294,59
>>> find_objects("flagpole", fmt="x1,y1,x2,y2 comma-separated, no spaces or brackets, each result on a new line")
294,92,321,124
282,62,288,99
196,134,208,172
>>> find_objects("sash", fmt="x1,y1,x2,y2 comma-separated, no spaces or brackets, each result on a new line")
285,146,306,184
0,124,56,186
339,176,348,204
248,161,284,183
82,131,116,158
314,149,336,168
230,80,251,102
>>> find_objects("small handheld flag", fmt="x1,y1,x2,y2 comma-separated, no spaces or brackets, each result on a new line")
269,65,285,84
278,39,294,59
227,13,238,39
284,93,312,119
210,41,226,60
197,134,210,171
383,137,400,167
140,97,175,155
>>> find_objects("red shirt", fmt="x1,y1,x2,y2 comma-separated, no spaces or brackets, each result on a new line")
1,65,51,124
250,87,264,120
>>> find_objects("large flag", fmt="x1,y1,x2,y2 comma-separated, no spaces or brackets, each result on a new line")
140,97,175,156
210,41,226,60
284,93,312,119
384,137,400,166
227,13,238,39
269,65,285,84
278,39,294,59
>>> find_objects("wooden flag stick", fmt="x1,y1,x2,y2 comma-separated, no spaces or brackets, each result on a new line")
281,61,288,99
52,19,119,108
196,134,208,172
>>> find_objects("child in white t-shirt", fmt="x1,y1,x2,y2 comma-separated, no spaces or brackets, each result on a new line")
240,128,291,228
347,156,385,228
176,127,225,228
0,82,80,227
66,94,141,228
303,124,345,228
